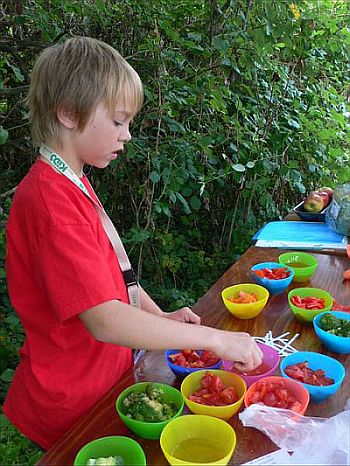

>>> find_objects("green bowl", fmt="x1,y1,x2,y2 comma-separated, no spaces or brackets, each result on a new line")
278,252,318,283
73,436,146,465
116,382,184,440
288,287,333,323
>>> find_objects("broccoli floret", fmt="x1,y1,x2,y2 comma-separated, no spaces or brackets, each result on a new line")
320,313,340,331
146,383,164,401
121,383,177,422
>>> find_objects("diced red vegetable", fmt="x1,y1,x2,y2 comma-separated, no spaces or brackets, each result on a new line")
254,267,291,280
169,349,220,368
291,295,325,310
332,300,350,313
285,361,334,386
188,371,239,406
248,379,303,413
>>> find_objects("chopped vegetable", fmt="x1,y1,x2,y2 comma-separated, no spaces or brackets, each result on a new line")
188,371,238,406
228,291,258,304
332,300,350,313
343,269,350,280
248,379,303,413
87,457,124,465
122,383,177,422
284,361,334,386
254,267,291,280
169,349,220,368
320,313,350,337
291,295,325,310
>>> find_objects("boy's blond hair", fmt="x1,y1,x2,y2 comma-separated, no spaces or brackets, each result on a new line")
28,36,143,146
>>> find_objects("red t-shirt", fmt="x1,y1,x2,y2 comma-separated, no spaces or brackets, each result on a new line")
3,159,132,449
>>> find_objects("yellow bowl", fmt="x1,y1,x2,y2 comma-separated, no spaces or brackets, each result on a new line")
221,283,269,319
160,414,236,465
181,369,246,420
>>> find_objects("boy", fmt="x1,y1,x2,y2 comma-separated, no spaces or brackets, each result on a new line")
3,36,262,449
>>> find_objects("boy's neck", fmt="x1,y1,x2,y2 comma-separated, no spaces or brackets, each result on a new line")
41,142,84,177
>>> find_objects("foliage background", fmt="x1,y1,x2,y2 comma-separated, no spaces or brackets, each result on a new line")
1,0,350,463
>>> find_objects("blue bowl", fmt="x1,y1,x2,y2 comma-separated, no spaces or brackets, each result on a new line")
165,350,222,378
280,351,345,403
313,311,350,354
251,262,294,295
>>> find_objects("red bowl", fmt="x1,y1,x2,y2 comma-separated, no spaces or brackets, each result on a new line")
244,376,309,415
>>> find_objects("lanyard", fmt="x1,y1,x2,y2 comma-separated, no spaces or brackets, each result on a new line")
39,145,140,308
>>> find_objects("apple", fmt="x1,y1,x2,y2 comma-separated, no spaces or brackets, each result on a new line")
317,187,333,200
303,191,324,212
317,191,330,208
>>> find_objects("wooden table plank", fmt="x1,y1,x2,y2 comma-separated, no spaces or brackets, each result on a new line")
37,247,350,465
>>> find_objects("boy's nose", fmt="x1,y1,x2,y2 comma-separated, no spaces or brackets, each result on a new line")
121,128,131,142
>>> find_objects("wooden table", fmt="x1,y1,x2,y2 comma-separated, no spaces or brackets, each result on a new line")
37,247,350,465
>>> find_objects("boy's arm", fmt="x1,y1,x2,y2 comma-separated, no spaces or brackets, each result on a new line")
139,287,200,324
79,299,262,373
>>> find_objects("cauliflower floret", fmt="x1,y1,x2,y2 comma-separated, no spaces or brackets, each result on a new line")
87,457,124,466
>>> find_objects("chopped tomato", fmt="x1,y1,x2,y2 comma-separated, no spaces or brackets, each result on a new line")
254,267,291,280
291,295,325,310
169,349,220,368
248,379,303,413
343,269,350,280
285,361,334,386
228,291,258,304
188,371,239,406
332,300,350,313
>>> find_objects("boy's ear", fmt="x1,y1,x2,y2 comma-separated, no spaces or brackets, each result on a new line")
56,106,77,129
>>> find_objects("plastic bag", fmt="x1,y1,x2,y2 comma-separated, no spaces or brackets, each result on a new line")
239,403,350,465
326,184,350,236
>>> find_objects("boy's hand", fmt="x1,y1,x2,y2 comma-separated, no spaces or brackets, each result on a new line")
166,307,201,325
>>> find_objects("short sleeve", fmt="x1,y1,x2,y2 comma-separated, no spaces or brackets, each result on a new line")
33,223,121,324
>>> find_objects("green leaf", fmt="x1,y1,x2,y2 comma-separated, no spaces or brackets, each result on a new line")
212,36,230,51
1,368,14,383
190,196,201,210
8,64,25,82
149,171,160,183
232,164,246,173
176,193,191,214
0,126,8,145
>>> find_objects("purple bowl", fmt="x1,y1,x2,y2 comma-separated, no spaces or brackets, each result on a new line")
222,342,280,387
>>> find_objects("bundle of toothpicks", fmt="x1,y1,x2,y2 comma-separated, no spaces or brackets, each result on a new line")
254,331,299,357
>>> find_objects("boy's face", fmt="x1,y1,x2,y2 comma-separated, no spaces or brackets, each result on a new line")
69,100,133,171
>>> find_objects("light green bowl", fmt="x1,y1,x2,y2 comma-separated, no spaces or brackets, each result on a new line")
288,287,333,323
278,252,318,283
116,382,184,440
73,436,146,466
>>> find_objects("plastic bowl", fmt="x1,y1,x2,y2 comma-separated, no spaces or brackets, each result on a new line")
181,369,246,420
245,375,310,415
116,382,184,439
313,311,350,354
73,436,146,466
280,351,345,403
221,283,269,319
288,287,333,324
278,251,318,283
223,342,280,387
160,414,236,465
165,350,222,378
251,262,294,295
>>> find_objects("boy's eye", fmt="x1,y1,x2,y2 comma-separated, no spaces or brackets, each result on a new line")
114,121,123,127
